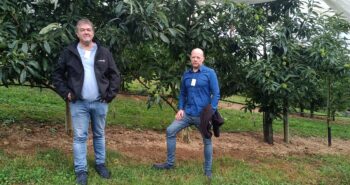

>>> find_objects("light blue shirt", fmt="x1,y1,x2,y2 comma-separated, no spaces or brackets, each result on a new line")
77,43,100,101
178,65,220,116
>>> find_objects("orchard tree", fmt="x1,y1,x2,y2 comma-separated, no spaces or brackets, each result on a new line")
236,0,317,144
0,0,183,96
308,14,350,146
0,0,184,133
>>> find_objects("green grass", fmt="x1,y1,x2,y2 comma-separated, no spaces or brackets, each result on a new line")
0,86,174,129
109,95,174,130
1,86,350,139
273,116,350,139
222,94,248,104
219,108,350,139
0,87,65,124
1,148,350,185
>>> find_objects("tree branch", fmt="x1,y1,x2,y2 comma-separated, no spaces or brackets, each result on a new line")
134,76,178,112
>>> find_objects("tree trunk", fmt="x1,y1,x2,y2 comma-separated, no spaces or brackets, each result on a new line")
283,99,289,143
181,127,191,143
261,15,273,144
331,111,336,121
327,77,332,147
65,100,72,136
299,103,305,117
310,101,315,118
263,110,273,144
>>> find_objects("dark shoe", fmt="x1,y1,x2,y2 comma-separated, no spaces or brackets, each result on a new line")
95,164,111,179
152,162,174,170
76,171,88,185
205,171,212,179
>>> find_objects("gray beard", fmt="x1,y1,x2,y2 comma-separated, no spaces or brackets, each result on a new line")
81,40,91,47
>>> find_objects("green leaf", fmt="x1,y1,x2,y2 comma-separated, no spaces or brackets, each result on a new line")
42,59,48,72
0,41,6,49
18,60,25,67
21,42,28,54
176,24,186,31
124,0,135,14
39,23,61,34
159,33,169,44
144,27,153,39
27,66,42,79
28,60,40,70
146,2,154,16
168,28,177,37
8,40,18,49
58,31,68,43
30,43,37,51
43,41,51,54
115,1,124,15
11,60,21,74
20,69,26,83
157,12,169,27
135,1,143,14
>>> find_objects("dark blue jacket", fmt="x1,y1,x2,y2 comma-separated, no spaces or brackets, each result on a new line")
52,41,121,103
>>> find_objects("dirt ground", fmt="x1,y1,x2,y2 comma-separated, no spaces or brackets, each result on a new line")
1,98,349,163
1,121,350,164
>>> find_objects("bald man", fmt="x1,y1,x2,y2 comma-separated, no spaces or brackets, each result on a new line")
153,48,220,179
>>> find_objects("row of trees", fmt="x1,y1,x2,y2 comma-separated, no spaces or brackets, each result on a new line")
1,0,350,144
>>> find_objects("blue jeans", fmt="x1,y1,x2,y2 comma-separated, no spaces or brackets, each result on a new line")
70,100,108,173
166,114,212,174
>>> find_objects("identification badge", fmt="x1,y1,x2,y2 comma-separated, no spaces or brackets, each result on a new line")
191,79,196,86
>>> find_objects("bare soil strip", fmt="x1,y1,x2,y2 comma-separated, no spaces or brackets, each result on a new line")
1,123,350,163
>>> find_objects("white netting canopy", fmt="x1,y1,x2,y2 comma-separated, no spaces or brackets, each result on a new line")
233,0,350,22
323,0,350,22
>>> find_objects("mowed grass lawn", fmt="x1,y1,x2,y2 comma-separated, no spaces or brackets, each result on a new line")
1,86,350,185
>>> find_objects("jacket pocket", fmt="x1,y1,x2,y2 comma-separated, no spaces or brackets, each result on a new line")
95,59,108,72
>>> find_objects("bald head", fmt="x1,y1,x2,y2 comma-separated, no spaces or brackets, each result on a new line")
190,48,205,72
191,48,205,57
